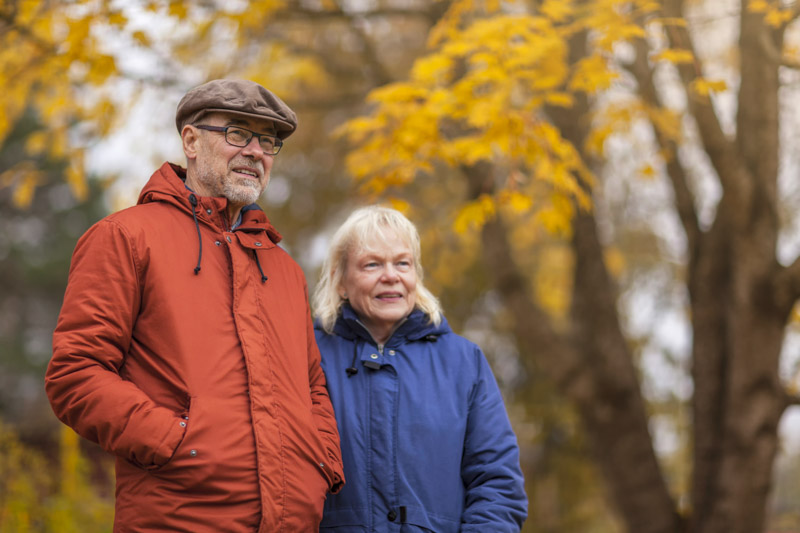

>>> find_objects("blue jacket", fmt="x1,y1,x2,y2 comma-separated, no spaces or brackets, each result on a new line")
315,305,527,532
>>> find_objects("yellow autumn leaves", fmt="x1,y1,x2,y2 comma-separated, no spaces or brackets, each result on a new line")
748,0,796,27
0,0,791,213
0,0,121,206
1,0,289,209
337,5,596,236
335,0,761,238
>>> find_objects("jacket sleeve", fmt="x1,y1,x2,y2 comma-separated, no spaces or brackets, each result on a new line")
45,219,186,469
304,292,345,493
460,347,528,531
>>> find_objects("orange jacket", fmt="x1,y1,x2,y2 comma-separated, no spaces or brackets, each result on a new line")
46,162,343,532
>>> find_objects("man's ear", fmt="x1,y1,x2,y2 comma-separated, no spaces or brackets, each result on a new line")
181,125,200,161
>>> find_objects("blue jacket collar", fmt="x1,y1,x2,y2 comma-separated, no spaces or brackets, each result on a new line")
331,303,450,344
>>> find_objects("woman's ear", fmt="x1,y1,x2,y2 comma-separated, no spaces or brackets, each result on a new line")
181,125,200,162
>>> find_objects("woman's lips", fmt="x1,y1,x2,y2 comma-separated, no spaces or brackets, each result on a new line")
377,292,402,300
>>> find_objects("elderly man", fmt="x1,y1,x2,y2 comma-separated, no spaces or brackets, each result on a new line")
45,79,344,532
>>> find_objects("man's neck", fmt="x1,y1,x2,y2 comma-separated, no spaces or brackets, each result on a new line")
227,205,243,228
183,173,243,228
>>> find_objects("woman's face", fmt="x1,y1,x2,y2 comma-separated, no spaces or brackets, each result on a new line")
340,230,418,344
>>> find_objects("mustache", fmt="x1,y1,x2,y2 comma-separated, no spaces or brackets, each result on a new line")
229,159,264,174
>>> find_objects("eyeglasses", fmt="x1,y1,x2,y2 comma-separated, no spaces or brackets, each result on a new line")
194,124,283,155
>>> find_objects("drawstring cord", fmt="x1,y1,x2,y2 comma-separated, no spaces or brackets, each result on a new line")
346,339,360,377
189,195,267,284
253,251,268,283
189,194,203,275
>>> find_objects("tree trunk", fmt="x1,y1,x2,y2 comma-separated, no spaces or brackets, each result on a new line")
682,4,788,533
469,2,796,531
462,159,683,532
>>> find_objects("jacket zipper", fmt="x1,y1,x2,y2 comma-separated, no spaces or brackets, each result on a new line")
354,318,407,355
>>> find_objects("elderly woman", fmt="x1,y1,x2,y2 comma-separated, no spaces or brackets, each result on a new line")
312,205,527,532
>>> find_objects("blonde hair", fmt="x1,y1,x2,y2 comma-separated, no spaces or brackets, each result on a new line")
313,205,442,333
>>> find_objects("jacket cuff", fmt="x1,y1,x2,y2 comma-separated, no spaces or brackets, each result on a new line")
322,450,345,494
329,471,344,494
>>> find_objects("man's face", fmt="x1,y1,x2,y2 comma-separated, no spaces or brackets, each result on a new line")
189,112,276,209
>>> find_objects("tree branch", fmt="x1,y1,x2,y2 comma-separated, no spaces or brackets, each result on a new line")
329,1,394,86
459,161,590,395
780,56,800,70
626,35,700,255
274,5,440,22
773,256,800,313
0,9,59,56
785,392,800,407
284,0,446,87
662,0,754,215
790,3,800,24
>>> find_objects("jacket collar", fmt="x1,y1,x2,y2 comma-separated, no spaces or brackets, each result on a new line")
137,162,282,244
331,302,451,345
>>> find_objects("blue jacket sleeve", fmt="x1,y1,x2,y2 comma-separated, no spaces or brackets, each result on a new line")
460,347,528,531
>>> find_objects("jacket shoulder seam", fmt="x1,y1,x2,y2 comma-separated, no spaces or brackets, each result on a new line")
103,217,145,287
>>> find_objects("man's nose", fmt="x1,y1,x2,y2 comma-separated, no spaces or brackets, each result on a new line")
240,136,264,158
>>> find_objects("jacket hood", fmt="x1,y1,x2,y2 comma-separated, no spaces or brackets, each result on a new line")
137,162,282,243
326,303,451,345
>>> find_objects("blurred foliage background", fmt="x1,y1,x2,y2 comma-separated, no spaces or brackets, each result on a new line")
3,0,800,532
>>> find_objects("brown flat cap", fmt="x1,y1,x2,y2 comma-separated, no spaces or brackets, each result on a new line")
175,79,297,139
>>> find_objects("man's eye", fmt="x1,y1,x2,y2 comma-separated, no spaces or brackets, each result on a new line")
227,128,249,142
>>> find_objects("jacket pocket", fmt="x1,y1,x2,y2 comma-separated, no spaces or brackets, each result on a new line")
319,507,368,530
402,505,460,533
127,395,191,471
147,395,197,475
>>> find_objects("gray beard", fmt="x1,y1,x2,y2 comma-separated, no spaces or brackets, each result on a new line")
223,178,263,206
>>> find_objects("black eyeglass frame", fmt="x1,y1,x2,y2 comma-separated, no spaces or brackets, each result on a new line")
194,124,283,155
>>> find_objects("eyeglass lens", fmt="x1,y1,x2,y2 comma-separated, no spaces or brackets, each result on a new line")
226,127,279,154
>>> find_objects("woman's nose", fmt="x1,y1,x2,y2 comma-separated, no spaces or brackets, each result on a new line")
381,265,399,281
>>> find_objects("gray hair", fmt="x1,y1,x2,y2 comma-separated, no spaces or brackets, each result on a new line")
312,205,442,333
